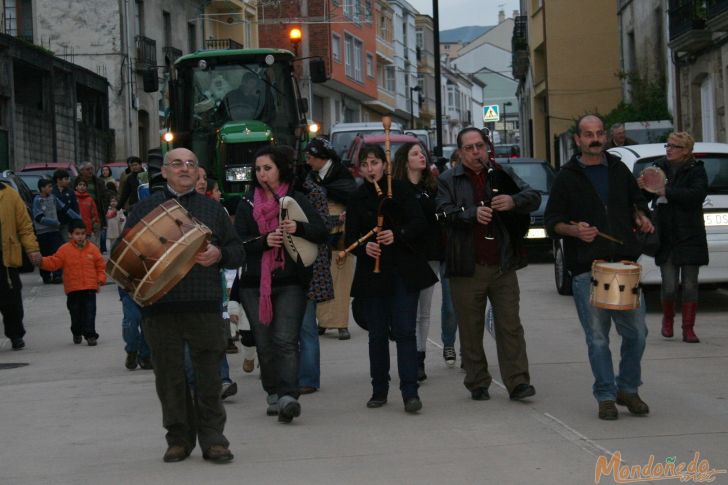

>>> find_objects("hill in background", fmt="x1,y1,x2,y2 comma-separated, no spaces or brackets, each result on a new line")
440,25,492,43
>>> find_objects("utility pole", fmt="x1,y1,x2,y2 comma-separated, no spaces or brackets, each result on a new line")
433,0,443,156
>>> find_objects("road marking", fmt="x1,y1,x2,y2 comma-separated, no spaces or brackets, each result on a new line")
538,412,614,458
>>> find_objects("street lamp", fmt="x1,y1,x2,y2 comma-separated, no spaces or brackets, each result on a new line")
409,85,422,130
502,101,513,144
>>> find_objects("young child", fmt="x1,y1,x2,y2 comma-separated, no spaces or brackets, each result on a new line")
33,179,68,284
40,220,106,346
105,196,125,251
74,178,101,247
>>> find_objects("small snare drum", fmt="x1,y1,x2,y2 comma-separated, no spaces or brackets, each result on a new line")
590,260,641,310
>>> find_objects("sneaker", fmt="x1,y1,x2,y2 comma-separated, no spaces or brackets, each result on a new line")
278,397,301,423
125,351,138,370
221,382,238,400
338,328,351,340
11,338,25,350
266,394,279,416
598,400,619,420
509,383,536,401
366,395,388,408
404,397,422,413
616,391,649,416
443,346,456,367
87,337,98,346
73,335,82,345
138,356,154,370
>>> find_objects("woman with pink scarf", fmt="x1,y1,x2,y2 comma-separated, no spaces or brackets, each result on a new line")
233,145,327,423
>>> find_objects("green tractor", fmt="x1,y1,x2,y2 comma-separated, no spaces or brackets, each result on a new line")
147,47,325,211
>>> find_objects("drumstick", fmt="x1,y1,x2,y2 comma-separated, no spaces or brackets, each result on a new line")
569,221,623,245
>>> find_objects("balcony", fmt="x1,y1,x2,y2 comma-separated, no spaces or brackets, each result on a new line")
135,35,157,70
162,46,183,66
205,38,243,50
512,50,529,80
707,0,728,32
668,0,712,53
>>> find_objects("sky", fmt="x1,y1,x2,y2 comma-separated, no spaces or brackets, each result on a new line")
407,0,521,30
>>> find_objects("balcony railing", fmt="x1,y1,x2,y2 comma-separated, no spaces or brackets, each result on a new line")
163,46,183,65
668,0,706,41
135,35,157,68
205,38,243,50
512,50,529,80
707,0,728,17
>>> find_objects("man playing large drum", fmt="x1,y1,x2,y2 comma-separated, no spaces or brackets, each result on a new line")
545,115,654,421
122,148,244,463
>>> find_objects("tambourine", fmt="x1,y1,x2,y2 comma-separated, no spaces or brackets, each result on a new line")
640,166,666,193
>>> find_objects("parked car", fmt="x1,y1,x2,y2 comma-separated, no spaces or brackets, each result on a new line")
1,170,35,212
16,172,47,196
551,142,728,295
97,161,128,181
494,144,520,159
405,129,432,153
329,121,404,158
20,162,78,178
343,133,421,182
497,158,556,249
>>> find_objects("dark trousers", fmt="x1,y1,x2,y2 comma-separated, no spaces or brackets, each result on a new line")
450,263,531,394
37,231,63,282
142,312,228,452
66,290,98,339
0,266,25,340
359,273,420,400
241,285,307,399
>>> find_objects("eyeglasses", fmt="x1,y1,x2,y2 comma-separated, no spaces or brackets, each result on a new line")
165,159,199,169
461,142,487,152
664,143,685,150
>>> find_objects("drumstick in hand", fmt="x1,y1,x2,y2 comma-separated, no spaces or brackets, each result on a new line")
569,221,623,245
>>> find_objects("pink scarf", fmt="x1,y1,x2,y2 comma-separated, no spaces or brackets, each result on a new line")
253,183,289,324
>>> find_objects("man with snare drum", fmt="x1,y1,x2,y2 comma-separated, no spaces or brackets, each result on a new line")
544,114,654,421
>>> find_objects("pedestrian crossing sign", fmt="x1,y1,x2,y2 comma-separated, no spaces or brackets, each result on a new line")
483,104,500,122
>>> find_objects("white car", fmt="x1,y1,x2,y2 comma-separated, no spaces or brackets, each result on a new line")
552,143,728,294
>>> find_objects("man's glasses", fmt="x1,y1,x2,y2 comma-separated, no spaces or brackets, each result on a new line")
165,159,199,169
664,143,685,149
461,142,487,152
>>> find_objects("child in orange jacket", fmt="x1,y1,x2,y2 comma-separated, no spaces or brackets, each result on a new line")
41,220,106,346
74,178,101,246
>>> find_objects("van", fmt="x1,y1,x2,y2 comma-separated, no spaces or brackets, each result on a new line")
329,121,404,158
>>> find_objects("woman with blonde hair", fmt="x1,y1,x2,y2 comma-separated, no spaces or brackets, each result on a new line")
638,131,708,343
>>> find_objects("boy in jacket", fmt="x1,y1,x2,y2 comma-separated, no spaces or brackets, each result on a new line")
41,219,106,345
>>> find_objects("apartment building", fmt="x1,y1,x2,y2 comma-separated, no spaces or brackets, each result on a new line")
514,0,621,164
389,0,420,128
415,14,436,132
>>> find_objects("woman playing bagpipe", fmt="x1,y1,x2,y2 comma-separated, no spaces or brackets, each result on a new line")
344,142,437,414
233,145,327,423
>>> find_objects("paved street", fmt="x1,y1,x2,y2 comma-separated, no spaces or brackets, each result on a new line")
1,262,727,485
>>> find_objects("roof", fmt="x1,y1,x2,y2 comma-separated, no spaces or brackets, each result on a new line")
440,25,493,44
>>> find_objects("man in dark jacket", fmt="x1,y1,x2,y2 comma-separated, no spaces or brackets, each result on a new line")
606,123,638,148
123,147,244,463
544,114,654,421
117,156,145,209
436,127,540,403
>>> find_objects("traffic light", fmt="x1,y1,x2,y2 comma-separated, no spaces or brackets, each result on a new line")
289,27,302,46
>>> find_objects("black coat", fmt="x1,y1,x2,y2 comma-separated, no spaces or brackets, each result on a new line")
318,161,358,205
234,189,328,289
544,153,650,276
649,157,709,266
409,181,445,262
345,178,437,297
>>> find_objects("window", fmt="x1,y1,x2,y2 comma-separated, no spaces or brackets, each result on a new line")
366,53,374,78
332,33,341,62
244,15,253,48
364,0,372,22
163,10,172,47
344,35,353,77
135,0,144,36
385,65,395,92
344,0,359,21
187,23,196,52
416,28,424,50
353,40,363,82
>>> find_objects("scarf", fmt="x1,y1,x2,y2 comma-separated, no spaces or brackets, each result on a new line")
252,183,289,324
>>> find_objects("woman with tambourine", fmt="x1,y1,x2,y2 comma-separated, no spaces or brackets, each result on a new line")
637,132,708,343
392,142,445,382
233,145,327,423
345,143,437,414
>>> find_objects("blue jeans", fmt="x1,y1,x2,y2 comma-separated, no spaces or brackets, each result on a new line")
298,300,320,388
572,272,648,402
241,285,307,398
660,255,699,302
120,289,150,358
440,262,458,347
359,273,420,400
37,231,63,282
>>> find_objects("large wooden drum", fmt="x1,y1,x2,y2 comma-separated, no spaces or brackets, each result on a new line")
590,260,641,311
106,199,211,306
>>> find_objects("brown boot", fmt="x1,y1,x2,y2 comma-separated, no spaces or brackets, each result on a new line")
682,301,700,343
661,300,675,338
